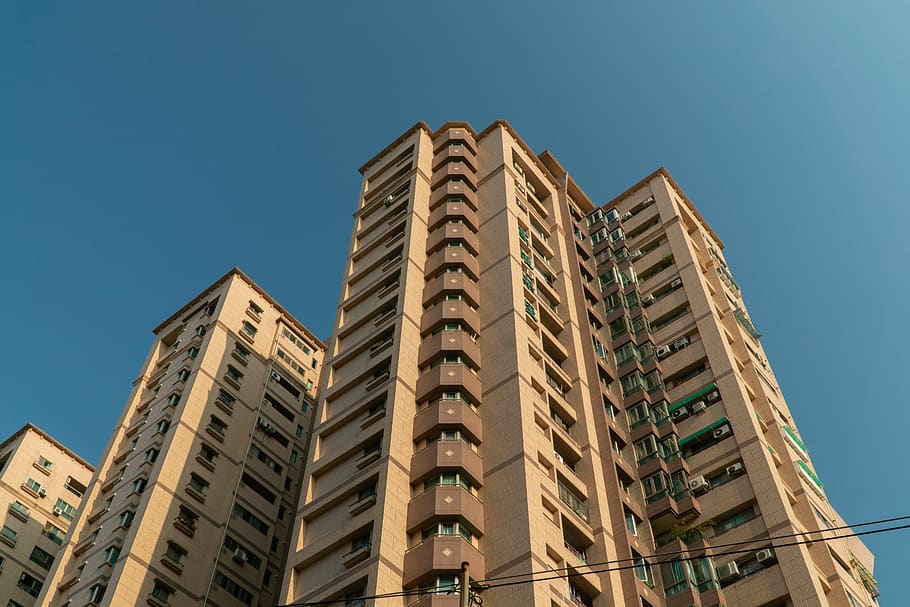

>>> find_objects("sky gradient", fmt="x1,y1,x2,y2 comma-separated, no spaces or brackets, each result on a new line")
2,2,907,601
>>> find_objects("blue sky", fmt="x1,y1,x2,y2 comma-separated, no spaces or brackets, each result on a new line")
2,1,907,600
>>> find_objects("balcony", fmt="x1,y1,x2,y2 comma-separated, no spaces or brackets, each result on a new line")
413,398,483,444
407,484,485,534
415,364,482,404
417,332,482,371
557,481,589,524
432,142,477,172
8,501,30,522
402,535,485,587
349,492,377,516
426,223,479,256
422,274,480,308
429,180,478,211
430,162,478,192
425,247,479,280
428,200,479,232
343,543,372,568
410,440,484,487
420,300,480,336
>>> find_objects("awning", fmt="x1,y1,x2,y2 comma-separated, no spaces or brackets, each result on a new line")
679,417,729,447
668,384,718,414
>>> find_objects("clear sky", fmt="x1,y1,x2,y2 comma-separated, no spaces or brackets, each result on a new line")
2,1,907,601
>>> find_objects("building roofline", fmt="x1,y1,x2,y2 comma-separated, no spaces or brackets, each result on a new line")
603,167,724,248
359,122,434,175
152,268,327,349
0,423,94,470
477,120,559,188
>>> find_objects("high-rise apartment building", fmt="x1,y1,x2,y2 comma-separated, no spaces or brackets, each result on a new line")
0,424,93,607
37,269,325,607
280,121,878,607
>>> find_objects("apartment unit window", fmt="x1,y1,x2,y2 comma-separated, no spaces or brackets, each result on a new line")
132,477,148,494
187,346,200,359
24,477,42,494
189,474,209,496
177,368,190,382
209,415,227,437
234,342,251,362
43,522,64,544
216,389,236,411
88,583,107,603
290,450,299,464
0,525,17,546
421,521,475,543
233,504,269,535
282,328,312,355
156,418,171,435
424,471,474,493
146,448,160,463
226,365,244,384
214,571,254,606
714,505,757,535
30,546,55,570
103,545,121,564
164,541,186,566
36,455,53,472
249,445,283,475
118,509,135,528
18,572,43,597
241,321,258,340
54,498,76,520
225,535,263,568
151,580,173,602
632,552,654,587
247,301,263,319
419,575,459,595
624,511,639,536
167,392,181,407
176,506,199,532
199,443,218,466
65,476,87,498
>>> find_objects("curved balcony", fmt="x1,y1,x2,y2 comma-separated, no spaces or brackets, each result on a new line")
415,364,482,404
410,440,484,486
431,162,477,191
402,535,484,587
427,223,479,256
428,200,479,232
430,181,478,211
417,332,482,370
432,142,477,172
423,274,480,308
433,127,477,154
425,248,479,280
413,398,483,443
406,484,485,534
420,300,480,337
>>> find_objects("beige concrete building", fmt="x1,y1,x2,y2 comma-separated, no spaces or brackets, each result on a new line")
36,269,325,607
0,424,93,607
280,121,878,607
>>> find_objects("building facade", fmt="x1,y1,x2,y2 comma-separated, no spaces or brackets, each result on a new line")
280,121,878,607
0,424,93,607
36,269,325,607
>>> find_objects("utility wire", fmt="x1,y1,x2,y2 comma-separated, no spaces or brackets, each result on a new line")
474,512,910,585
276,517,905,606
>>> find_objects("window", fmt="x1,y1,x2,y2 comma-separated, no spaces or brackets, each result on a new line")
189,474,209,495
224,536,263,568
247,301,263,319
714,505,757,535
419,575,460,595
43,522,64,544
234,342,251,361
241,321,258,340
296,424,304,438
187,346,200,359
30,546,55,570
249,445,282,475
65,476,87,497
24,477,42,494
146,448,160,463
424,471,474,493
151,580,173,602
118,509,135,528
54,498,76,520
36,455,53,471
624,511,638,536
226,365,244,383
177,368,190,382
216,389,236,410
18,572,43,597
209,415,227,436
1,525,18,545
214,571,254,606
200,443,218,465
233,504,269,535
632,552,653,587
176,506,198,531
132,477,148,494
421,521,475,543
88,583,107,603
167,392,181,406
103,545,121,564
164,542,186,565
290,450,299,464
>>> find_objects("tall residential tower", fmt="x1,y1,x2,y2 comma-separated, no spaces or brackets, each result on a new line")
37,269,325,607
280,121,878,607
0,424,93,607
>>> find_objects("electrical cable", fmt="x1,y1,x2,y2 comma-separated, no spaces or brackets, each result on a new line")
275,516,904,606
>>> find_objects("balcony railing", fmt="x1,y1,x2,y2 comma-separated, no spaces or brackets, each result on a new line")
557,481,589,522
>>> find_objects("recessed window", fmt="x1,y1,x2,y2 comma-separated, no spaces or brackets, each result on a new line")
164,541,187,565
103,545,121,564
30,545,54,570
132,477,148,494
189,474,209,496
18,572,43,597
195,325,207,337
151,580,173,602
146,448,160,463
167,393,181,407
54,498,76,521
241,321,258,340
36,455,53,471
118,510,135,528
88,583,107,603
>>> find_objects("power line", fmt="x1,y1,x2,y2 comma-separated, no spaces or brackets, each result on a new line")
276,516,904,606
473,513,910,585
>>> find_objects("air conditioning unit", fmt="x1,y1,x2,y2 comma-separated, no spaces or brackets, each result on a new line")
621,211,633,220
756,548,776,565
671,408,688,420
630,249,643,259
670,278,683,289
38,488,47,497
713,425,732,439
672,336,691,350
641,293,655,306
726,462,745,476
706,389,721,402
655,345,673,360
233,548,247,563
691,400,707,413
53,507,63,516
716,561,741,582
270,370,283,382
688,476,710,495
